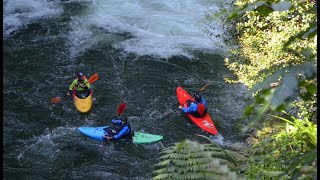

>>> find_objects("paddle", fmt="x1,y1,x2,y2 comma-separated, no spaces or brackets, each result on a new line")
103,102,127,142
180,82,211,106
116,102,127,116
50,73,99,104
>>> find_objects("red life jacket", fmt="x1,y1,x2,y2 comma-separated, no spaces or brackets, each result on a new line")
197,103,206,116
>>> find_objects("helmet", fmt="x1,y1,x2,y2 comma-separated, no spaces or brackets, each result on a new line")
121,116,128,122
194,92,202,102
77,72,84,78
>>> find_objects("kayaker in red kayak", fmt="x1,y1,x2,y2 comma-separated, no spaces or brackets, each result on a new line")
178,92,207,118
66,72,91,98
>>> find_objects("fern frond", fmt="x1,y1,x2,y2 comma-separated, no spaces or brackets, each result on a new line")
154,159,172,167
246,136,260,146
153,140,243,180
261,170,285,177
224,150,247,162
153,173,175,180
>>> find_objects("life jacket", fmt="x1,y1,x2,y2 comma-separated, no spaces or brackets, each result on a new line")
73,76,91,98
121,123,133,140
197,103,206,115
104,122,133,140
75,76,88,90
191,102,206,118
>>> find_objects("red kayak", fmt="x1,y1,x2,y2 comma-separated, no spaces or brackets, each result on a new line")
176,86,218,135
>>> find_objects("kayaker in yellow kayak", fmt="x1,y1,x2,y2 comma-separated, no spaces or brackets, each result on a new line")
66,72,91,98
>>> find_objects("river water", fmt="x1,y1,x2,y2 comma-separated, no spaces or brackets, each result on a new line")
3,0,246,179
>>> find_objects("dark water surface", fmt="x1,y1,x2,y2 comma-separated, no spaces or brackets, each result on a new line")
4,0,246,179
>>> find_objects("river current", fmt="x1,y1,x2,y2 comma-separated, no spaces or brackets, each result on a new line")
3,0,246,179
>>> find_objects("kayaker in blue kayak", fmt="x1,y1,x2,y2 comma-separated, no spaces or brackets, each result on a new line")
178,92,207,118
66,72,91,98
103,116,133,141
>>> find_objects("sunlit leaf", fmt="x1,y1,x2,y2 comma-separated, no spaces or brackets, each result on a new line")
284,22,317,47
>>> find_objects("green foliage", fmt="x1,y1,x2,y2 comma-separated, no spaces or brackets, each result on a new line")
244,60,317,124
153,140,244,180
224,0,317,87
226,1,293,21
273,112,317,151
219,0,317,125
220,0,317,178
244,114,317,179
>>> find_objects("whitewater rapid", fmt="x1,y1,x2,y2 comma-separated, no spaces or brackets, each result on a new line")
4,0,231,59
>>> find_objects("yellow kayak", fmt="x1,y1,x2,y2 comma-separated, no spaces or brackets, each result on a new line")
73,90,93,113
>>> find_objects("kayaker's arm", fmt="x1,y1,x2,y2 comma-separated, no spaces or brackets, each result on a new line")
83,79,91,89
66,79,77,95
181,103,197,113
69,79,77,91
112,126,130,140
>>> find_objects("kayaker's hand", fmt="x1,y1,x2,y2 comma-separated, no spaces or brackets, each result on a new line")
178,105,183,109
106,136,113,140
66,92,70,96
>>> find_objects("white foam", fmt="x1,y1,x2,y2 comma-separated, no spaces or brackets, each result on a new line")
3,0,63,38
67,0,231,58
4,0,232,58
211,133,225,146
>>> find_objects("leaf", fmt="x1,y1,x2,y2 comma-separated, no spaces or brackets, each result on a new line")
287,149,317,179
227,2,263,21
244,105,255,116
300,48,315,60
256,4,273,16
247,60,317,112
271,1,292,11
300,92,312,101
284,22,317,47
227,11,239,21
305,84,317,95
255,95,265,104
270,71,298,110
245,69,284,99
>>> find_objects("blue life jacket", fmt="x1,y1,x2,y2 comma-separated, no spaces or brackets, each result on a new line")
104,119,133,140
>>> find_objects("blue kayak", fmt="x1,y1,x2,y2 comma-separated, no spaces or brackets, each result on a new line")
78,126,163,144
